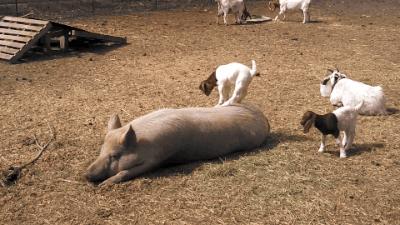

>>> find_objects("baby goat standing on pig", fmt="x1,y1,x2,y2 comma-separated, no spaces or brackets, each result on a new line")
267,0,312,23
199,60,259,106
300,101,363,158
216,0,251,25
86,104,270,185
320,69,388,115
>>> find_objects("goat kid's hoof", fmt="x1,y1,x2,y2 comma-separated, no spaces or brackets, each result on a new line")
318,148,325,153
340,153,347,158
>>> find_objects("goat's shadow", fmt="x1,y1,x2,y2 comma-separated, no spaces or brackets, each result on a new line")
142,131,312,179
386,107,400,115
323,142,385,158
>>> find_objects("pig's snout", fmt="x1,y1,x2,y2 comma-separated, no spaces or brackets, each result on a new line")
85,158,111,183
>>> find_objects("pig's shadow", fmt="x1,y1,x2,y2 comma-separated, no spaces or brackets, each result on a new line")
141,131,311,179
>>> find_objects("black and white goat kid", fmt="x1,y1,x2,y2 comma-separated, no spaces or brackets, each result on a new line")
300,101,363,158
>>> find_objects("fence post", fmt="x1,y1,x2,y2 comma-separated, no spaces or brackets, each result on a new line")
91,0,95,14
15,0,18,16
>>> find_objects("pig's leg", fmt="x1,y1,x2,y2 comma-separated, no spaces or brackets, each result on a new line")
100,161,156,185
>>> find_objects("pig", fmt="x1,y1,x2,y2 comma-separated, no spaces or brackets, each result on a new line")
86,104,270,185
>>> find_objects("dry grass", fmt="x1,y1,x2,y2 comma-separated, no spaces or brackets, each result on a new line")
1,0,400,224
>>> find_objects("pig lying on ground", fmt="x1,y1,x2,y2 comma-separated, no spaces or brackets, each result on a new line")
86,104,270,185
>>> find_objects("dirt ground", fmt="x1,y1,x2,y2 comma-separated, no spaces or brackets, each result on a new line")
1,0,400,224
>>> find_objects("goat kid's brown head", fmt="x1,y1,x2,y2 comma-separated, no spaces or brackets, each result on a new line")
268,0,280,11
199,71,217,96
300,111,316,133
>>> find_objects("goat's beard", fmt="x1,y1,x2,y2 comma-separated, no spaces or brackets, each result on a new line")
320,84,332,97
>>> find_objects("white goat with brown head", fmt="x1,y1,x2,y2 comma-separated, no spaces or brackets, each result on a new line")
216,0,251,25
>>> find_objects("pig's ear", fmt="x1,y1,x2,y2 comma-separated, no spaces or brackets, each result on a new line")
120,125,136,147
108,114,122,132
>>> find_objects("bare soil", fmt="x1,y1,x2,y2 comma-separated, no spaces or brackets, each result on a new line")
1,1,400,224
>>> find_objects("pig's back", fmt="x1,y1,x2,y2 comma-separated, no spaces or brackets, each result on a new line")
130,105,270,163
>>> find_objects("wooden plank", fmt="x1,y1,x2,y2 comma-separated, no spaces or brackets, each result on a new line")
9,23,53,63
0,46,19,54
0,34,30,42
2,16,49,26
0,52,13,60
73,30,127,44
0,40,25,49
0,22,44,32
0,28,36,37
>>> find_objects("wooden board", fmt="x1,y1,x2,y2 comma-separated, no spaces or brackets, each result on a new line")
0,16,126,63
0,16,50,63
2,16,49,26
0,28,36,37
246,16,272,23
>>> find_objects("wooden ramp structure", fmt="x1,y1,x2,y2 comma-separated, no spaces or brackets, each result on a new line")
0,16,127,63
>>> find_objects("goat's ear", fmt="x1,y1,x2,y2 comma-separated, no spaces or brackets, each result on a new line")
329,73,338,85
303,114,315,133
119,125,136,147
199,81,206,93
108,114,122,132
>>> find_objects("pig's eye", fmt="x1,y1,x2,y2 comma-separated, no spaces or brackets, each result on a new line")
110,152,121,160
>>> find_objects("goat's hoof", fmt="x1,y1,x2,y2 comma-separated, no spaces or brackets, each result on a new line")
340,153,347,158
318,148,325,153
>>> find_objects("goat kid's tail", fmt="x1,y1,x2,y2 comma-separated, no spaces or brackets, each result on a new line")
354,100,364,112
250,60,260,77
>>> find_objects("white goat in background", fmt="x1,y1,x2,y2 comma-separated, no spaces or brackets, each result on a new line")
267,0,312,23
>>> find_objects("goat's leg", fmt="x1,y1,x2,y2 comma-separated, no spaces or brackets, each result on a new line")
217,85,225,105
222,85,246,106
318,135,327,152
223,12,228,25
274,9,284,22
222,85,230,103
339,133,348,158
344,130,356,150
302,9,310,23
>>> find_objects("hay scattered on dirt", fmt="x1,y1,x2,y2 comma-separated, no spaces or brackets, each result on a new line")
1,1,400,224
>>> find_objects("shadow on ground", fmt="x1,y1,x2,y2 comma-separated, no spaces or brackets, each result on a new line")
144,131,312,179
324,142,385,158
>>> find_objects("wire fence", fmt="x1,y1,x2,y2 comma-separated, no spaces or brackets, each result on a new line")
0,0,217,17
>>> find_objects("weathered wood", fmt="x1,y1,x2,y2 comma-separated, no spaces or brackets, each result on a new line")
0,46,19,54
0,34,30,42
0,28,36,37
0,40,25,49
0,52,13,60
9,23,53,63
2,16,49,26
0,22,44,32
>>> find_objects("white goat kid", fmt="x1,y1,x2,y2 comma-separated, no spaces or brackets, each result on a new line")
216,0,250,25
199,60,259,106
320,69,387,116
267,0,312,24
301,101,364,158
